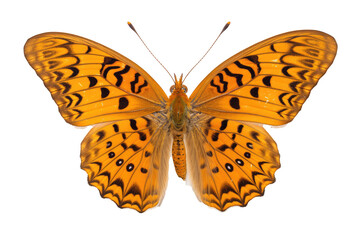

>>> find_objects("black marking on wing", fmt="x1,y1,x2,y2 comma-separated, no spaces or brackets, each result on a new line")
68,67,79,78
234,60,256,78
48,60,60,69
211,132,219,141
246,56,261,72
113,65,131,87
129,144,141,151
53,71,64,81
277,109,286,118
97,131,105,142
100,57,117,73
218,144,229,151
130,73,148,93
262,76,272,87
298,70,308,80
103,66,120,79
88,76,97,87
126,184,142,198
110,178,124,191
113,124,119,133
289,81,301,93
101,88,110,98
288,95,297,107
130,119,138,130
210,73,228,93
250,87,259,98
73,93,83,106
282,66,292,77
251,131,260,141
121,143,128,150
223,68,243,86
270,44,276,52
138,132,147,141
220,120,228,130
305,48,320,57
278,93,287,105
85,46,91,54
60,82,71,94
301,59,314,68
73,109,83,119
65,96,73,107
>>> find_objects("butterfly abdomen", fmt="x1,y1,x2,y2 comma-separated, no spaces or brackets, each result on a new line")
172,134,186,180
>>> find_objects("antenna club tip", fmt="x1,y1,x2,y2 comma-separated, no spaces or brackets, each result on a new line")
127,22,137,32
221,22,231,33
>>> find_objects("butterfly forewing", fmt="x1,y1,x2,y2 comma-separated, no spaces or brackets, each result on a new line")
24,33,168,126
190,30,337,126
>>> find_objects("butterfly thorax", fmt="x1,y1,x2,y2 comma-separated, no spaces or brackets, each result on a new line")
168,75,190,131
168,75,190,180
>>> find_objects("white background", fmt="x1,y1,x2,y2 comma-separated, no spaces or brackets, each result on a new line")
1,0,359,239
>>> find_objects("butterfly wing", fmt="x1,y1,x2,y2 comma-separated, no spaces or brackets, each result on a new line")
186,30,336,210
25,33,172,212
24,32,168,126
190,30,337,126
185,116,280,210
81,115,171,212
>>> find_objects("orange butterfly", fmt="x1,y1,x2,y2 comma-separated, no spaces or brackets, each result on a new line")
24,23,337,212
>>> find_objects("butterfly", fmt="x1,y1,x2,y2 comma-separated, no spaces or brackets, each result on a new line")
24,24,337,212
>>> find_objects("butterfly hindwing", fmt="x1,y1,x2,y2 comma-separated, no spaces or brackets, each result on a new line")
81,114,171,212
185,115,280,211
24,32,168,126
190,30,337,126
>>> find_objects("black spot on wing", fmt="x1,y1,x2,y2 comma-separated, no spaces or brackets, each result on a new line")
88,77,97,87
229,97,240,109
113,124,119,133
118,97,129,110
129,144,141,151
101,88,110,98
138,132,147,141
218,145,229,151
211,132,219,141
130,119,138,130
250,87,259,98
220,120,228,130
262,76,272,87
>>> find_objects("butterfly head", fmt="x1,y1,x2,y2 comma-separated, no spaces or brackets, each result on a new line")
170,74,188,94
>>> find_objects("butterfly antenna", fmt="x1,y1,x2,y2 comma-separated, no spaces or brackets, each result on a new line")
127,22,175,83
183,22,231,83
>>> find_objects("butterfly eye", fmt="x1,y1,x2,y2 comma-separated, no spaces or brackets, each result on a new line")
170,85,175,93
182,85,188,93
